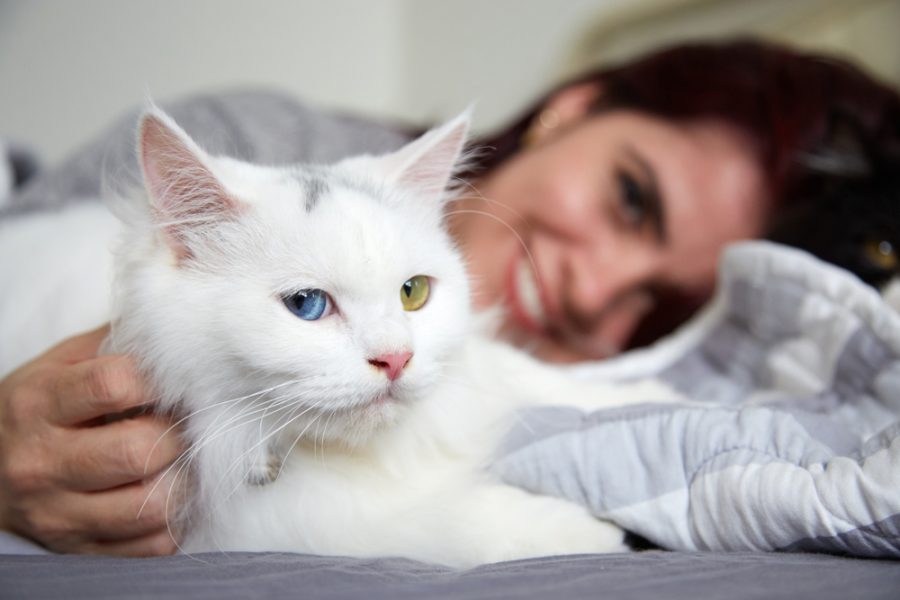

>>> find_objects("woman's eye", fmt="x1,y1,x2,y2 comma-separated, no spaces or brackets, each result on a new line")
283,289,332,320
401,275,430,311
862,239,898,271
616,171,648,228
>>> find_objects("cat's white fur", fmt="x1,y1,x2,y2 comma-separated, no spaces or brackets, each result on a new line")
0,108,676,568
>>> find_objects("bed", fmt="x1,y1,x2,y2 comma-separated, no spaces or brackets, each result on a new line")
3,549,898,600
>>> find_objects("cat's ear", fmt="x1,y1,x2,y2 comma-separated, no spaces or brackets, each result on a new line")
379,109,471,202
138,107,239,261
803,110,873,178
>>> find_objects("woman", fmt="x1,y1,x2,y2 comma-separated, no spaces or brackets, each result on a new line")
456,41,900,362
1,39,898,556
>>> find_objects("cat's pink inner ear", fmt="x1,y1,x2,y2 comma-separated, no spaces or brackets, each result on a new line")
388,112,469,202
139,112,237,260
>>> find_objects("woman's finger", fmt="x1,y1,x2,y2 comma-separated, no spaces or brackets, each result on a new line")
93,472,185,543
9,467,185,554
57,472,183,543
49,355,149,426
58,416,184,491
45,324,111,364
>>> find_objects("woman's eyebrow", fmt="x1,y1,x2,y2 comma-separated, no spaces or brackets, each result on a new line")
624,145,667,244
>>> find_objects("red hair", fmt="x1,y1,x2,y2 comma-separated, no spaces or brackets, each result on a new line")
470,39,900,347
474,38,900,210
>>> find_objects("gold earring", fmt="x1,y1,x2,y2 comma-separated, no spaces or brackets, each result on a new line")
522,109,561,147
537,109,560,129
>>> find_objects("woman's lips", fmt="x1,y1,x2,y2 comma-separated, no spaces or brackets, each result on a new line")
506,255,548,334
501,253,625,361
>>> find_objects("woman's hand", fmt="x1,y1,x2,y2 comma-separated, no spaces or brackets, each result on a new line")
0,326,185,556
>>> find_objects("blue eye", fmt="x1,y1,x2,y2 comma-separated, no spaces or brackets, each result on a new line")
282,289,330,320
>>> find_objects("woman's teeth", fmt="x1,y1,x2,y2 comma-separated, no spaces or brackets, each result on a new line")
516,259,546,327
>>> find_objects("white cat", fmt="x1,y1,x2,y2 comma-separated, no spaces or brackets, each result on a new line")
0,107,672,567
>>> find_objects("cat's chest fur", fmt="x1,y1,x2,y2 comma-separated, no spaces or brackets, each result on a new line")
185,336,506,550
182,334,635,567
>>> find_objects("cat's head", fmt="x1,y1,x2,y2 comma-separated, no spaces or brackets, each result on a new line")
111,106,471,447
769,111,900,287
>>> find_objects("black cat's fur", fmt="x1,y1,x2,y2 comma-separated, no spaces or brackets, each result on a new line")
769,112,900,288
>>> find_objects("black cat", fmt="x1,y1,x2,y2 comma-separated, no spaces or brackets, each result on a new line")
769,112,900,288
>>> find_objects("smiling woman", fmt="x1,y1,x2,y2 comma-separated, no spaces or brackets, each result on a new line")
454,110,768,362
453,39,900,362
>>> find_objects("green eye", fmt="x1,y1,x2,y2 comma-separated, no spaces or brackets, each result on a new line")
401,275,430,311
863,239,898,271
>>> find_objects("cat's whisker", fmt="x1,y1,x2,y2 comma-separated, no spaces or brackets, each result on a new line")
444,208,537,275
137,446,210,562
316,412,330,466
190,395,274,454
316,408,337,464
219,401,328,505
312,411,324,462
241,398,320,483
274,401,333,482
143,380,300,475
163,398,299,510
255,384,305,444
189,387,304,458
138,445,196,520
449,177,529,224
163,462,210,564
214,395,328,502
195,387,324,457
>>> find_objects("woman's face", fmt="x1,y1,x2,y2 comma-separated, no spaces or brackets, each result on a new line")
450,107,769,362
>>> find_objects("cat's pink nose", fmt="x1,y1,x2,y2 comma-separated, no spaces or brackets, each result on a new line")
368,351,413,381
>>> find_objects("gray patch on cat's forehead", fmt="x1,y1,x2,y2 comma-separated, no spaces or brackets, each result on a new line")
303,177,328,212
292,168,388,210
287,167,330,212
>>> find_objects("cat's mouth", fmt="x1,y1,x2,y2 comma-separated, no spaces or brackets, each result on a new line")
339,387,402,413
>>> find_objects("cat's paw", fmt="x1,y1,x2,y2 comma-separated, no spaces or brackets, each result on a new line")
538,512,628,556
463,490,628,566
468,515,625,567
247,454,281,486
501,509,628,561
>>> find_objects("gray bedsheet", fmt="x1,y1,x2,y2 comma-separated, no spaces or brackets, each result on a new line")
2,551,899,600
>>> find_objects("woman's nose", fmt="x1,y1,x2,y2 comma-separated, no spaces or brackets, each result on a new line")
565,265,607,320
563,246,658,352
563,244,637,317
529,224,630,320
539,182,601,243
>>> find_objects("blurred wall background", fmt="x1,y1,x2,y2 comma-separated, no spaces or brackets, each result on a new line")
1,0,898,164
